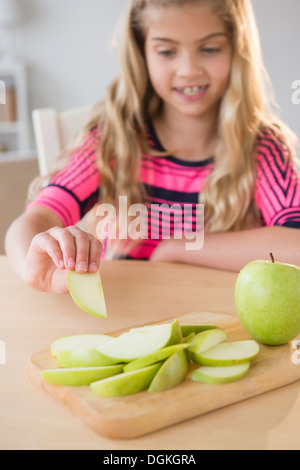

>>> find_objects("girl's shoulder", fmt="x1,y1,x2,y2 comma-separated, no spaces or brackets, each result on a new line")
255,125,297,173
256,126,291,160
254,125,300,197
88,124,103,140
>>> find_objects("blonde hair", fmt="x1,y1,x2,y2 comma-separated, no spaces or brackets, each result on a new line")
29,0,299,236
196,0,298,231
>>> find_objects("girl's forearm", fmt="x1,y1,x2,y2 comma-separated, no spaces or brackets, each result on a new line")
161,226,300,272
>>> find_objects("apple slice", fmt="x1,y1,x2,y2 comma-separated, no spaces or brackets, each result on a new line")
90,363,162,397
192,340,260,366
188,328,228,363
181,325,216,337
56,347,121,368
148,350,189,393
191,362,251,385
42,364,124,386
67,270,107,318
96,319,182,362
123,343,189,373
181,332,195,343
50,334,114,358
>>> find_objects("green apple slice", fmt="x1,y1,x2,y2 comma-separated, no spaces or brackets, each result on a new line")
56,347,121,368
67,270,107,318
123,343,189,373
90,363,162,397
192,340,260,366
181,325,216,337
181,332,195,343
42,364,124,386
188,328,228,363
50,334,114,358
148,350,189,393
96,319,182,362
191,362,251,385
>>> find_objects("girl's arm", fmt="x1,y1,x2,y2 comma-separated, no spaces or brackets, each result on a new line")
150,226,300,271
5,206,102,293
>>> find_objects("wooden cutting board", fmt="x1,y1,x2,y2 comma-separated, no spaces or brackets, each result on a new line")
26,311,300,439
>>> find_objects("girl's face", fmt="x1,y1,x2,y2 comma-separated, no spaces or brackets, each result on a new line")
144,2,232,122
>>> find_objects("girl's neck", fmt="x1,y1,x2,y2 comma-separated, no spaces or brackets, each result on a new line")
153,106,220,162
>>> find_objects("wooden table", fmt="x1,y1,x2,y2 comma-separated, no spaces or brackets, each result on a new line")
0,254,299,450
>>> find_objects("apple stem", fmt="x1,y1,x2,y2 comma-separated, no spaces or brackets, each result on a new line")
270,252,275,263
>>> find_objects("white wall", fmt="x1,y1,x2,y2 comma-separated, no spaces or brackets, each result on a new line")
252,0,300,141
10,0,123,113
3,0,300,146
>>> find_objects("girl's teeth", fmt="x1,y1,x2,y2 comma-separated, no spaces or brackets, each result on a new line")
181,86,204,96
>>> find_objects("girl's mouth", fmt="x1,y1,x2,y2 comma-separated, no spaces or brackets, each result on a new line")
174,85,209,101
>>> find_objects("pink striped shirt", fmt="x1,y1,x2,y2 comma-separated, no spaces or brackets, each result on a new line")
27,121,300,259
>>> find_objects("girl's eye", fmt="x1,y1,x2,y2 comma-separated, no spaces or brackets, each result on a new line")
201,47,221,54
158,50,175,58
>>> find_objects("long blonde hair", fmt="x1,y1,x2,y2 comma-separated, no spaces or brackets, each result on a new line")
196,0,298,231
29,0,298,235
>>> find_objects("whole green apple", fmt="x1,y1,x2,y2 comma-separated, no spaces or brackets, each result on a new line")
234,254,300,345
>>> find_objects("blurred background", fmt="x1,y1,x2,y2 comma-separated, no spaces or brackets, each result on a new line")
0,0,299,253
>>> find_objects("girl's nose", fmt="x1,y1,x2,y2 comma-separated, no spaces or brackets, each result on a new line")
176,53,204,79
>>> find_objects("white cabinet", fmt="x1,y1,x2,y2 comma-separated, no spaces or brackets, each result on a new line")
0,61,32,161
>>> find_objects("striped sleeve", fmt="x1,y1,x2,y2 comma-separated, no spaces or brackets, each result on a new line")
255,130,300,228
27,128,101,227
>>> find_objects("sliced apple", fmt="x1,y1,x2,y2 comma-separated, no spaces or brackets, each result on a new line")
50,333,114,358
181,325,216,337
96,319,182,362
67,270,107,318
56,347,121,368
188,328,228,363
191,362,251,384
42,364,124,386
90,363,162,397
181,332,195,343
148,350,188,393
192,340,260,366
123,343,189,373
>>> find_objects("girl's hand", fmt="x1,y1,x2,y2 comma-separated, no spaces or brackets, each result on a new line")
24,226,102,294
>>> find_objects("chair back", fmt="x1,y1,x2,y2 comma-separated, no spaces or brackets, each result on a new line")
32,105,93,176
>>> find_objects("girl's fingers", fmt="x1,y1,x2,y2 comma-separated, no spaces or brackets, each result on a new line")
62,226,102,273
47,226,77,270
70,227,90,273
35,226,102,273
87,236,102,272
31,232,65,269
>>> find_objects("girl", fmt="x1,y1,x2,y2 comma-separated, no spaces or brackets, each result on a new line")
5,0,300,294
